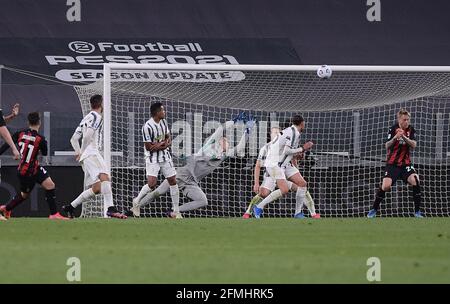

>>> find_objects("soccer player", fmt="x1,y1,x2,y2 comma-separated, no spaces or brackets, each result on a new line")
62,94,126,219
252,115,314,218
131,102,181,218
367,109,422,218
242,127,281,218
129,116,254,217
0,104,20,221
0,103,21,160
244,125,319,219
0,112,68,220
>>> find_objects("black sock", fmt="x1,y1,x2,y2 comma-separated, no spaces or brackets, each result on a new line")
412,185,421,213
372,187,386,211
107,206,118,213
64,204,75,212
6,193,26,211
45,189,57,215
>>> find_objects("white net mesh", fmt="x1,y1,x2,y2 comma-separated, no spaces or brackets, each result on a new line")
74,66,450,218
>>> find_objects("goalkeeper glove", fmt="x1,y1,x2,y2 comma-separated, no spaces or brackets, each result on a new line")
232,112,247,123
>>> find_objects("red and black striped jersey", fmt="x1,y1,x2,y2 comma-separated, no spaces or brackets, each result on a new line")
1,129,48,176
386,124,416,166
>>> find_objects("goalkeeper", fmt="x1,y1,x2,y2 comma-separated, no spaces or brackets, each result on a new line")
128,113,255,217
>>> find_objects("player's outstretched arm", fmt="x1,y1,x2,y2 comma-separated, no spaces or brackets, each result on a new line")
226,116,255,157
226,130,247,157
3,103,20,124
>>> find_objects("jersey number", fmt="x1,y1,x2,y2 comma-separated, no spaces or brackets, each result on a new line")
18,141,34,163
406,166,415,172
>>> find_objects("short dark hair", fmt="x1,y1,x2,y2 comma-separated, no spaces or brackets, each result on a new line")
28,112,40,126
150,102,163,117
90,94,103,109
292,114,304,126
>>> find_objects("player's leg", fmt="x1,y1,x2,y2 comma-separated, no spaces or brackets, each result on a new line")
284,164,317,218
243,175,274,218
285,164,318,218
40,174,69,220
405,167,422,217
368,166,396,218
133,159,159,207
134,175,157,205
64,154,126,219
0,174,33,219
253,167,289,218
36,167,63,218
162,160,181,218
142,179,170,206
96,173,125,219
287,172,309,218
63,157,98,217
368,177,392,218
305,191,320,218
129,179,170,217
177,184,208,213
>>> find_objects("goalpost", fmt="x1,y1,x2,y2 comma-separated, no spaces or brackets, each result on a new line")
74,64,450,218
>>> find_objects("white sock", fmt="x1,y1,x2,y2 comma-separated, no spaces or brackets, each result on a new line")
257,189,282,209
305,191,316,216
101,181,113,210
139,181,170,207
170,185,180,213
295,187,307,215
71,188,95,208
136,184,151,203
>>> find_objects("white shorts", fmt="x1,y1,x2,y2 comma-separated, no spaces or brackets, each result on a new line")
146,159,177,178
260,172,276,191
266,166,286,180
81,154,108,187
283,163,300,179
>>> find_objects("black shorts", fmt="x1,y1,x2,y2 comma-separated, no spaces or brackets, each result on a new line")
17,166,50,193
384,164,417,184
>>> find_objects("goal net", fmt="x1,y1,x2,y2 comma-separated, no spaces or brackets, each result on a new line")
74,64,450,218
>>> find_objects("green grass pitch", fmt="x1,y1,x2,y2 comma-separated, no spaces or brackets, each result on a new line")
0,218,449,283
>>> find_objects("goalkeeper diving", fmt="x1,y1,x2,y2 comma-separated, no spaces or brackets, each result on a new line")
127,113,255,217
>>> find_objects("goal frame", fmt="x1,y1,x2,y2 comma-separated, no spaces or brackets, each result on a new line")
102,63,450,215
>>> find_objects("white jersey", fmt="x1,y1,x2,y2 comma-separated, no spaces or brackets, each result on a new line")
264,125,301,168
74,111,103,161
257,143,270,168
142,117,172,163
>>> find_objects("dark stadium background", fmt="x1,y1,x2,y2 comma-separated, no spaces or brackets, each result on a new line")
0,0,449,216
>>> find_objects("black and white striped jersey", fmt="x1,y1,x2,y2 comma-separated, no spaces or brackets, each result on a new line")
142,117,172,163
